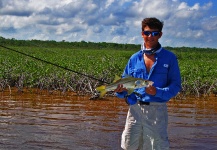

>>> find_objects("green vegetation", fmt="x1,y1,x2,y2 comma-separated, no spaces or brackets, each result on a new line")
0,37,217,98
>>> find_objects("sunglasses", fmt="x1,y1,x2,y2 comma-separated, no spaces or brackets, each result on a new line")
143,31,160,36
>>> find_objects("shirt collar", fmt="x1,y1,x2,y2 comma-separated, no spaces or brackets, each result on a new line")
141,42,162,55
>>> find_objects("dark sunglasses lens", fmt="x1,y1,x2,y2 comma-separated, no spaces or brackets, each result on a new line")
152,32,160,36
143,31,151,36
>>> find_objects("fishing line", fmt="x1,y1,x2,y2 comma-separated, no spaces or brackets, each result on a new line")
0,44,109,84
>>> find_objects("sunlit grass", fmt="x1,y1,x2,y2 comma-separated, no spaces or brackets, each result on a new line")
0,45,217,98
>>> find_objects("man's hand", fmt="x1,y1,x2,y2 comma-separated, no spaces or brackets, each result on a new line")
114,84,128,93
145,86,156,96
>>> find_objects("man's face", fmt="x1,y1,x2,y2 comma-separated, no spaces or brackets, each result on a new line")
141,26,162,49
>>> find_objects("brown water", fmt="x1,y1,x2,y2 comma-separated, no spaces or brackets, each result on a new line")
0,90,217,150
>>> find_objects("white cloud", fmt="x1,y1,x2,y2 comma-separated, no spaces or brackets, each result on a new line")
202,16,217,30
105,0,115,9
0,0,216,48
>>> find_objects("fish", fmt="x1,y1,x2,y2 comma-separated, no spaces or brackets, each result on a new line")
96,75,154,98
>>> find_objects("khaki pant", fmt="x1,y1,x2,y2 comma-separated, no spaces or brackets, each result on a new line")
121,102,169,150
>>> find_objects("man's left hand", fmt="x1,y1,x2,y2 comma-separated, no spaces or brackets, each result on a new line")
145,86,156,96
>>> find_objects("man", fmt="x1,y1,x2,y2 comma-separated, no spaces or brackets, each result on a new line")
115,17,181,150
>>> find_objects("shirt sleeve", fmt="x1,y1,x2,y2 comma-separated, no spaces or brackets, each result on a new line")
116,91,128,98
154,56,182,101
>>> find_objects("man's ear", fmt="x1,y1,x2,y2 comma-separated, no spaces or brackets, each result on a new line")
159,32,163,38
141,31,144,36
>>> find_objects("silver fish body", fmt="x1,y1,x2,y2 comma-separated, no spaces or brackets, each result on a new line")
96,76,154,98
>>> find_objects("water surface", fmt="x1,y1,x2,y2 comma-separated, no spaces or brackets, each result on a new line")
0,90,217,150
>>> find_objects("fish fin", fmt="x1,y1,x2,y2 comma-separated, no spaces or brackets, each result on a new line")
113,75,121,83
96,85,107,98
128,88,134,95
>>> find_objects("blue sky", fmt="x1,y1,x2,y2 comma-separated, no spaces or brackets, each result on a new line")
0,0,217,48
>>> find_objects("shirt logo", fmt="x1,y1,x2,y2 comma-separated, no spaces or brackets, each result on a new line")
164,64,169,68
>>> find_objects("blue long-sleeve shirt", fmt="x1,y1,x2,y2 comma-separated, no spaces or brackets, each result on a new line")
116,48,181,103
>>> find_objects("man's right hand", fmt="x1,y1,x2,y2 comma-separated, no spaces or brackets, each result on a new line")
114,84,128,93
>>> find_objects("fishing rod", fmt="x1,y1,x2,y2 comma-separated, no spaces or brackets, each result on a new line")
0,44,109,84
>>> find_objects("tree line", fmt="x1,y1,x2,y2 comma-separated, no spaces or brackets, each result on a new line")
0,36,141,50
0,36,216,52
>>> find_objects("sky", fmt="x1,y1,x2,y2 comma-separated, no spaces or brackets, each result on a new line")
0,0,217,48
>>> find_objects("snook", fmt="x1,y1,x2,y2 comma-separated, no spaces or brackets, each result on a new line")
96,75,154,98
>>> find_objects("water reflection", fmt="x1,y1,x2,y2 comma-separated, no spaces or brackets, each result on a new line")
0,90,217,150
168,98,217,150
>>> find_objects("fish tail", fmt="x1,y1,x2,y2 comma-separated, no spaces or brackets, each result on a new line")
96,85,107,98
